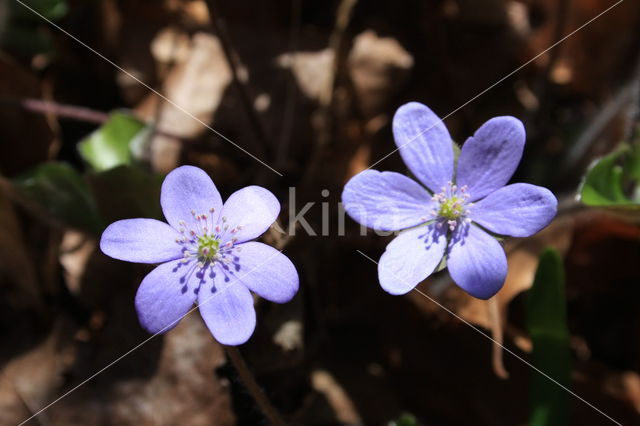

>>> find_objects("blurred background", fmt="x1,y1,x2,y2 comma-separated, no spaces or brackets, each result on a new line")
0,0,639,424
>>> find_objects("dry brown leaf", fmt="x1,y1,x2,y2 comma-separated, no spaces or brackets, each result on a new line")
458,213,576,332
0,183,44,312
311,369,361,425
348,30,414,118
59,231,97,295
150,27,193,66
106,316,234,426
0,327,68,425
276,49,334,101
136,32,233,173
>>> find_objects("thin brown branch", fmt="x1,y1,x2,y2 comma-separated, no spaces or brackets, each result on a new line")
276,0,303,169
303,0,359,182
203,0,273,162
0,96,109,124
0,96,193,143
488,297,509,380
224,346,285,426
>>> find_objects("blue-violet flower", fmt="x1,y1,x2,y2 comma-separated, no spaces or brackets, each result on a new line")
100,165,299,345
342,102,557,299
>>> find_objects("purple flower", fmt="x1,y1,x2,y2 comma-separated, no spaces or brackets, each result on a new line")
342,102,557,299
100,166,299,345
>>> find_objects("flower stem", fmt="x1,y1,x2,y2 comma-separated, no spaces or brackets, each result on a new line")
224,346,285,426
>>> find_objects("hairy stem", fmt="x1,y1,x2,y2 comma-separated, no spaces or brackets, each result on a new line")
0,96,109,123
204,0,273,162
224,346,285,426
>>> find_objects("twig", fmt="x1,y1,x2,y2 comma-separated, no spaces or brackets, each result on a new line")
523,0,571,168
0,96,109,124
542,0,571,94
0,96,190,142
224,346,285,426
276,0,303,169
561,82,636,173
203,0,273,161
525,0,571,119
303,0,359,182
488,297,509,379
318,0,358,110
623,51,640,141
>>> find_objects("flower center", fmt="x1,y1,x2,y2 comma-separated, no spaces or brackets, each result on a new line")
197,234,220,260
437,196,465,220
173,208,246,267
171,208,246,296
428,181,473,231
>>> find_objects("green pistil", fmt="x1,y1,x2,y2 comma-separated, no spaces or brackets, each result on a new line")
197,234,220,260
438,196,464,220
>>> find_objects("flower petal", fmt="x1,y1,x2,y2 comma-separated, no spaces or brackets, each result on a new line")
447,224,507,299
228,242,298,303
470,183,557,237
135,259,198,333
218,186,280,244
100,218,183,263
198,277,256,346
342,170,435,231
161,165,223,231
392,102,454,192
456,116,525,201
378,224,447,295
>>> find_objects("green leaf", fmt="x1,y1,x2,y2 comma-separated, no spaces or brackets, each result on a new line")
78,111,147,171
88,166,163,224
578,143,640,209
389,413,419,426
11,0,68,21
14,162,103,233
526,248,570,426
1,26,54,54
